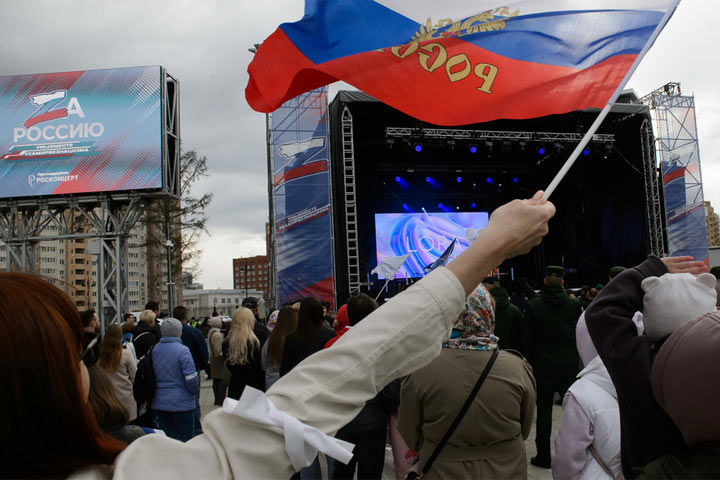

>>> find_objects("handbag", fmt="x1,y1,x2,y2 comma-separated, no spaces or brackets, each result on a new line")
405,349,499,480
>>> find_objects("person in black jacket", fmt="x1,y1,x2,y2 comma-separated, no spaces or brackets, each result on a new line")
242,297,270,346
585,256,713,478
80,309,101,367
330,293,397,480
131,310,160,360
521,266,582,469
280,297,335,376
222,307,265,399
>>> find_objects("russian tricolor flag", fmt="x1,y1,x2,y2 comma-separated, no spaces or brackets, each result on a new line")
247,0,679,126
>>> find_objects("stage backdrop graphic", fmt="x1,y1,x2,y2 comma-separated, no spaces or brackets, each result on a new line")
375,211,489,278
0,66,162,198
271,87,334,306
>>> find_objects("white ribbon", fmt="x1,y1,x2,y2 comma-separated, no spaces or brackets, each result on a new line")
223,387,355,471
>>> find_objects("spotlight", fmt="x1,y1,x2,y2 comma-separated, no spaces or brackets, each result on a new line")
486,177,493,184
425,176,432,183
395,176,402,182
402,203,411,211
414,143,423,152
438,202,444,209
471,202,476,208
583,148,590,156
538,147,545,155
469,144,478,154
512,177,518,183
456,206,460,210
456,176,462,183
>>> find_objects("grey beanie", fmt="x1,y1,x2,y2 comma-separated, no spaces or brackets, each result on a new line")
160,317,183,338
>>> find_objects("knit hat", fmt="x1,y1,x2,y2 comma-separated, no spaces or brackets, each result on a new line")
334,304,349,334
652,312,720,446
160,317,182,337
641,272,717,340
208,316,223,329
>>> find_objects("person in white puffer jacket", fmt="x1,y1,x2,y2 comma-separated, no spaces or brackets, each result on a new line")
552,311,643,480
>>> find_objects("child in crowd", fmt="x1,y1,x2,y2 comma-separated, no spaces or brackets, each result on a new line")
585,256,716,478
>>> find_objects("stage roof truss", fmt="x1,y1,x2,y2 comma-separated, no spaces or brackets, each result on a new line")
385,127,614,143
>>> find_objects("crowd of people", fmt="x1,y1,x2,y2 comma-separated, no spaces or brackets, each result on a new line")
2,191,720,479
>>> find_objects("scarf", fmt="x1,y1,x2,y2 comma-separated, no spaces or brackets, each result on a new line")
443,282,498,351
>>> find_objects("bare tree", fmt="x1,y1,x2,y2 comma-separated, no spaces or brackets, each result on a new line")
144,150,213,304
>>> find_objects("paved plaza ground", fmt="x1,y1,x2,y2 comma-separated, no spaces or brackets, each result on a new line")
199,378,560,480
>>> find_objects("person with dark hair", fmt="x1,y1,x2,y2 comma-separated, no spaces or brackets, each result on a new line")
144,301,160,315
321,300,334,330
0,273,126,477
80,309,101,366
242,296,270,346
262,307,298,389
280,297,335,377
521,265,582,469
510,278,530,313
87,365,146,444
98,324,137,423
173,305,209,373
488,283,523,351
0,192,555,478
151,318,201,442
329,294,395,480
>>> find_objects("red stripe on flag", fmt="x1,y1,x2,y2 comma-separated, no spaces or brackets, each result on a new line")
248,30,637,126
273,160,328,186
292,276,335,308
2,153,74,160
664,167,687,184
23,108,68,128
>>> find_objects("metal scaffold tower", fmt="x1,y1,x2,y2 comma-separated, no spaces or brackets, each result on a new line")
638,82,709,261
342,106,361,294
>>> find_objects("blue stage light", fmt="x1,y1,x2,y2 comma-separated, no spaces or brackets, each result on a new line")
456,176,462,183
538,147,545,155
438,202,444,209
512,177,518,183
469,145,477,154
426,176,432,183
395,176,402,182
402,203,410,211
583,148,590,156
486,177,493,184
471,203,476,208
415,144,423,152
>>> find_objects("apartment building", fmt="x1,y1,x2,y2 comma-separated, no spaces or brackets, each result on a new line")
706,201,720,247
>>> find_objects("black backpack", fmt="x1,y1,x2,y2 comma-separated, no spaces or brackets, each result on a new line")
133,347,156,404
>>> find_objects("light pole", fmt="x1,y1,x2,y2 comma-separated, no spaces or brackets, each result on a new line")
165,238,175,314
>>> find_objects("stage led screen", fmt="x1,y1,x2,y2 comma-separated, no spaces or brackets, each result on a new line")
375,211,489,278
0,66,162,198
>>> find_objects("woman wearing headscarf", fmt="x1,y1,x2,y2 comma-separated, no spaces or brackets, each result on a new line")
398,282,537,479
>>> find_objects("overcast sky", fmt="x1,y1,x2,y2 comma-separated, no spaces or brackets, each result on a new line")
1,0,718,289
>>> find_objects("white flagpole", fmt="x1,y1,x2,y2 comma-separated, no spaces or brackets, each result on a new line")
543,0,681,200
375,278,391,301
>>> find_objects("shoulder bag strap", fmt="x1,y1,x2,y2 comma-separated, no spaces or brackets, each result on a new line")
420,349,499,478
588,444,619,480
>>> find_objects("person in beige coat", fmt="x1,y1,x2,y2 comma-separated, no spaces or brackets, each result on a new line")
97,324,138,423
399,282,536,479
207,316,228,406
0,191,554,479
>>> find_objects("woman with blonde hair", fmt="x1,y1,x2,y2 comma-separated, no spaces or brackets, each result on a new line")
223,307,265,399
98,323,137,422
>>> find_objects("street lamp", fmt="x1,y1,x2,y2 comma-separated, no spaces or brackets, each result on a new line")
165,238,175,314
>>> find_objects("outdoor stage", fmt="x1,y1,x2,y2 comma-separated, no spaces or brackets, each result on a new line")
328,91,661,303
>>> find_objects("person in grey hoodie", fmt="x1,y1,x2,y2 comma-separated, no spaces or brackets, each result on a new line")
151,318,201,442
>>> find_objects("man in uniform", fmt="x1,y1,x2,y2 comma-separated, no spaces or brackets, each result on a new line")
522,266,582,468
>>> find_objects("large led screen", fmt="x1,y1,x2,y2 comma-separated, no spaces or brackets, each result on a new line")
0,66,162,198
375,211,489,278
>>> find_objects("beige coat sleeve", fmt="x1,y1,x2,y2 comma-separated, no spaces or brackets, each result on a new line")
519,360,537,440
210,330,223,358
70,267,466,480
397,375,424,452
